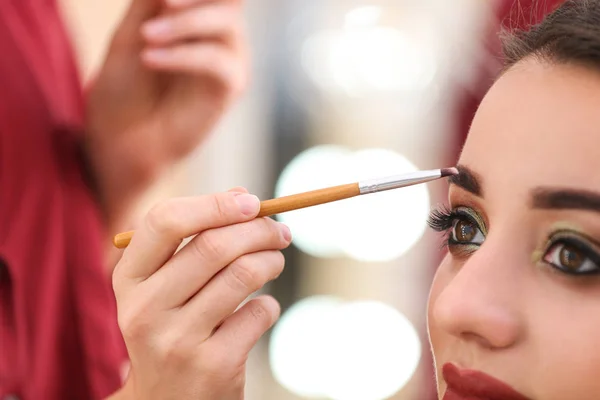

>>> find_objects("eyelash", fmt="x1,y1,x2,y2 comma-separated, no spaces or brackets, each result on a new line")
427,206,600,276
427,205,483,248
427,205,456,233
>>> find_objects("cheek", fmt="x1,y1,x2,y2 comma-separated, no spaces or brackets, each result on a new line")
527,291,600,399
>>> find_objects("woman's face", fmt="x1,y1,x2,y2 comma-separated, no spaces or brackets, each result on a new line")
428,60,600,400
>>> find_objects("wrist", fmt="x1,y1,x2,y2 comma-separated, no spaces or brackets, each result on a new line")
83,117,159,228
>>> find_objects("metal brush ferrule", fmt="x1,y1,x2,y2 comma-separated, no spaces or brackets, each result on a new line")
358,170,442,195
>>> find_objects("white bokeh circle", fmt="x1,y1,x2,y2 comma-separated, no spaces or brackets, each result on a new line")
269,296,343,398
275,146,430,261
269,297,422,400
337,148,430,261
300,6,437,96
274,145,352,258
325,301,422,400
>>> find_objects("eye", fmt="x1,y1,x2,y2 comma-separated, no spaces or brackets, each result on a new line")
428,206,487,252
543,239,600,275
450,217,485,246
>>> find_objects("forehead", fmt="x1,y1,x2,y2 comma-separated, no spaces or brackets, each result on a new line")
459,61,600,196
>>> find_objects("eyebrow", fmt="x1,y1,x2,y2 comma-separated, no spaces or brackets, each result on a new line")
532,188,600,212
448,165,600,213
447,164,483,196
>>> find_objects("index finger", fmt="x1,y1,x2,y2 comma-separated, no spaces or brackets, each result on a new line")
114,191,260,287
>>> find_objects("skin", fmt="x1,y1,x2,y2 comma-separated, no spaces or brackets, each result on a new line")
84,0,248,235
56,1,262,397
428,59,600,399
110,187,292,399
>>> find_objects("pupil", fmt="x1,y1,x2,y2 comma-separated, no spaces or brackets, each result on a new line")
456,220,475,242
559,245,583,270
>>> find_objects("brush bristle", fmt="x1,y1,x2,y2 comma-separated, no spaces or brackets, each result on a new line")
440,167,459,177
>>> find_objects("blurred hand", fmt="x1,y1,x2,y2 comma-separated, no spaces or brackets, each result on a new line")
84,0,248,230
112,188,291,399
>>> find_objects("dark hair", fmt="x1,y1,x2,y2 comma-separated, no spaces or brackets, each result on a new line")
502,0,600,69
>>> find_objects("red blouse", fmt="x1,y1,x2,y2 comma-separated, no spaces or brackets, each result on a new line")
0,1,125,399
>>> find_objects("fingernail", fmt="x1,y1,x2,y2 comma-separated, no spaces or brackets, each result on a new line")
279,223,292,242
235,194,260,216
142,19,170,38
231,188,249,195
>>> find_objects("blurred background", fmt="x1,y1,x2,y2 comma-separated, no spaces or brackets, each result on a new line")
61,0,512,399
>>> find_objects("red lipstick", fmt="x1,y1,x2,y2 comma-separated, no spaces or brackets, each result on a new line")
442,363,529,400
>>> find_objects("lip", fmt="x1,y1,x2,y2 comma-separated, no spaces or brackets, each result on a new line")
442,363,530,400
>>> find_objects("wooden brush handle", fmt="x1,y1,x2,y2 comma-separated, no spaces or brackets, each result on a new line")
114,231,135,249
113,183,360,249
258,183,359,217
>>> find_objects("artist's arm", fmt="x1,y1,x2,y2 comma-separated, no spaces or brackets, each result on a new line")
84,0,248,233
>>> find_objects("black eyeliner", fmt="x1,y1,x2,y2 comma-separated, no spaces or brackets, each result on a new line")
544,231,600,274
551,229,600,249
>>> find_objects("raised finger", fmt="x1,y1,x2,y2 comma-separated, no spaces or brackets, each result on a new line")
113,191,259,295
142,3,240,45
179,249,285,336
141,43,246,95
143,218,290,308
204,295,280,363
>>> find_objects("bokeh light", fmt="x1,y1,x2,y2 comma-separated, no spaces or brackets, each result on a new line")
274,145,352,258
269,296,344,398
301,6,437,96
275,146,430,261
344,5,382,28
270,297,422,400
337,149,431,262
325,301,422,400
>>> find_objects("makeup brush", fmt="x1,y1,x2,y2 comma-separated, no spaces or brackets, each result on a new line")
113,167,458,249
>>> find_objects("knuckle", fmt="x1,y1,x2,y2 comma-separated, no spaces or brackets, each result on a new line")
229,63,248,98
223,14,243,45
116,294,156,342
225,55,248,97
201,49,242,94
156,333,194,366
199,347,241,376
193,230,226,261
271,251,285,278
248,301,270,322
146,200,178,237
209,193,233,221
118,309,151,342
247,218,282,246
265,219,285,243
224,257,259,292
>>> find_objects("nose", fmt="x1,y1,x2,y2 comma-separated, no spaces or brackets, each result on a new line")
430,238,526,350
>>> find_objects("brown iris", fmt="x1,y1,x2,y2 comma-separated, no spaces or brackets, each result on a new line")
559,244,585,271
454,220,477,242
